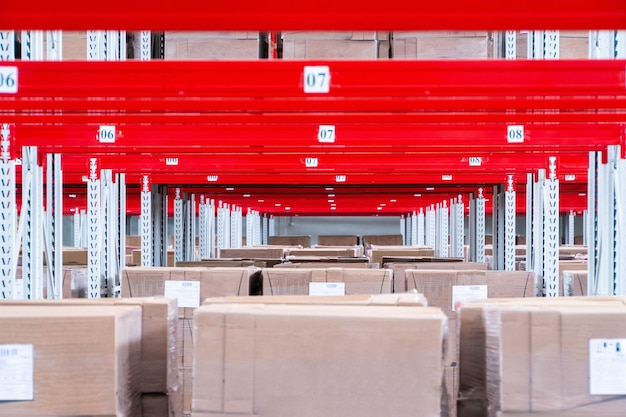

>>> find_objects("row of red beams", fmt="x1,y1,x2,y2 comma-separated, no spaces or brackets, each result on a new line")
40,153,589,177
1,0,625,30
11,124,625,155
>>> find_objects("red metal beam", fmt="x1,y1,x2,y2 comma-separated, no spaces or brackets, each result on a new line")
13,124,624,154
1,0,625,30
53,153,590,178
5,60,626,98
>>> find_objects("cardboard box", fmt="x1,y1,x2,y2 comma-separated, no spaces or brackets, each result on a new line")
317,235,360,246
457,297,626,417
388,261,487,293
367,246,435,265
276,261,370,268
219,247,288,259
362,234,403,248
165,31,259,60
288,247,361,257
392,31,489,59
126,235,142,248
0,305,142,416
122,267,254,316
203,293,428,306
261,268,393,296
62,247,88,265
132,249,175,266
282,31,379,59
406,269,535,366
193,303,446,417
268,235,311,247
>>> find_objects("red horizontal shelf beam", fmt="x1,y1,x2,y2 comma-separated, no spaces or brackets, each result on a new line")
1,0,625,30
5,60,626,98
13,124,624,154
6,112,626,125
54,153,589,176
57,171,587,186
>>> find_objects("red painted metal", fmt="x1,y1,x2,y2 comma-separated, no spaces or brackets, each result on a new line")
5,60,626,98
1,0,625,30
13,124,624,154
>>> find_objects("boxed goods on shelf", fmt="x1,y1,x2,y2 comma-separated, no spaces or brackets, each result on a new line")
192,303,447,417
0,305,142,416
457,297,626,417
282,31,380,59
260,267,393,296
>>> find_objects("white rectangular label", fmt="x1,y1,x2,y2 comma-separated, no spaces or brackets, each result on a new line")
309,282,345,296
305,157,318,167
507,125,524,143
452,285,488,311
164,280,200,308
304,66,330,93
442,175,453,181
165,158,179,166
0,66,18,94
335,175,346,183
589,338,626,395
318,125,336,143
0,344,34,401
98,125,116,143
564,174,576,181
469,157,482,166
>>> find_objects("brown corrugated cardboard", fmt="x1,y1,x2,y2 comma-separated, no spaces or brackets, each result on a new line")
368,246,435,265
389,261,487,292
193,303,446,417
261,267,313,295
282,32,379,59
287,247,361,257
362,234,403,248
317,235,360,246
458,297,626,417
267,235,311,247
0,305,142,416
392,31,489,59
62,247,88,264
203,293,428,306
142,393,170,417
0,297,180,413
313,267,393,294
165,31,259,60
218,247,288,259
132,249,175,266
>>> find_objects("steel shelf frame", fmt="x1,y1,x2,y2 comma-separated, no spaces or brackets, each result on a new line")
469,188,486,263
504,175,516,271
140,175,151,266
22,146,43,299
44,154,62,299
0,124,17,299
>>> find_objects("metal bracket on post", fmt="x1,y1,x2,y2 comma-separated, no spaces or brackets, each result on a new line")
0,124,16,299
140,176,152,266
504,175,516,271
22,146,43,299
45,154,63,299
21,30,43,60
568,211,575,245
544,157,560,297
46,30,62,60
0,31,15,61
174,188,183,264
505,30,516,59
436,201,449,258
87,158,101,298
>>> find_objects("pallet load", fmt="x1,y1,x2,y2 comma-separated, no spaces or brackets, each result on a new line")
457,297,626,417
192,303,447,417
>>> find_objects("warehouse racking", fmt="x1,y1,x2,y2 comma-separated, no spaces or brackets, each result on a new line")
0,3,625,301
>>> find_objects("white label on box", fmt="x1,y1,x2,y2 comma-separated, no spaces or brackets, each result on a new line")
303,66,330,93
0,344,34,401
0,66,18,94
164,280,200,308
309,282,345,296
451,285,488,311
589,338,626,395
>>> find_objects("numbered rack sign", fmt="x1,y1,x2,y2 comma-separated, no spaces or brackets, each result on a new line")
304,66,330,93
98,125,116,143
318,125,336,143
507,125,524,143
0,67,18,93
